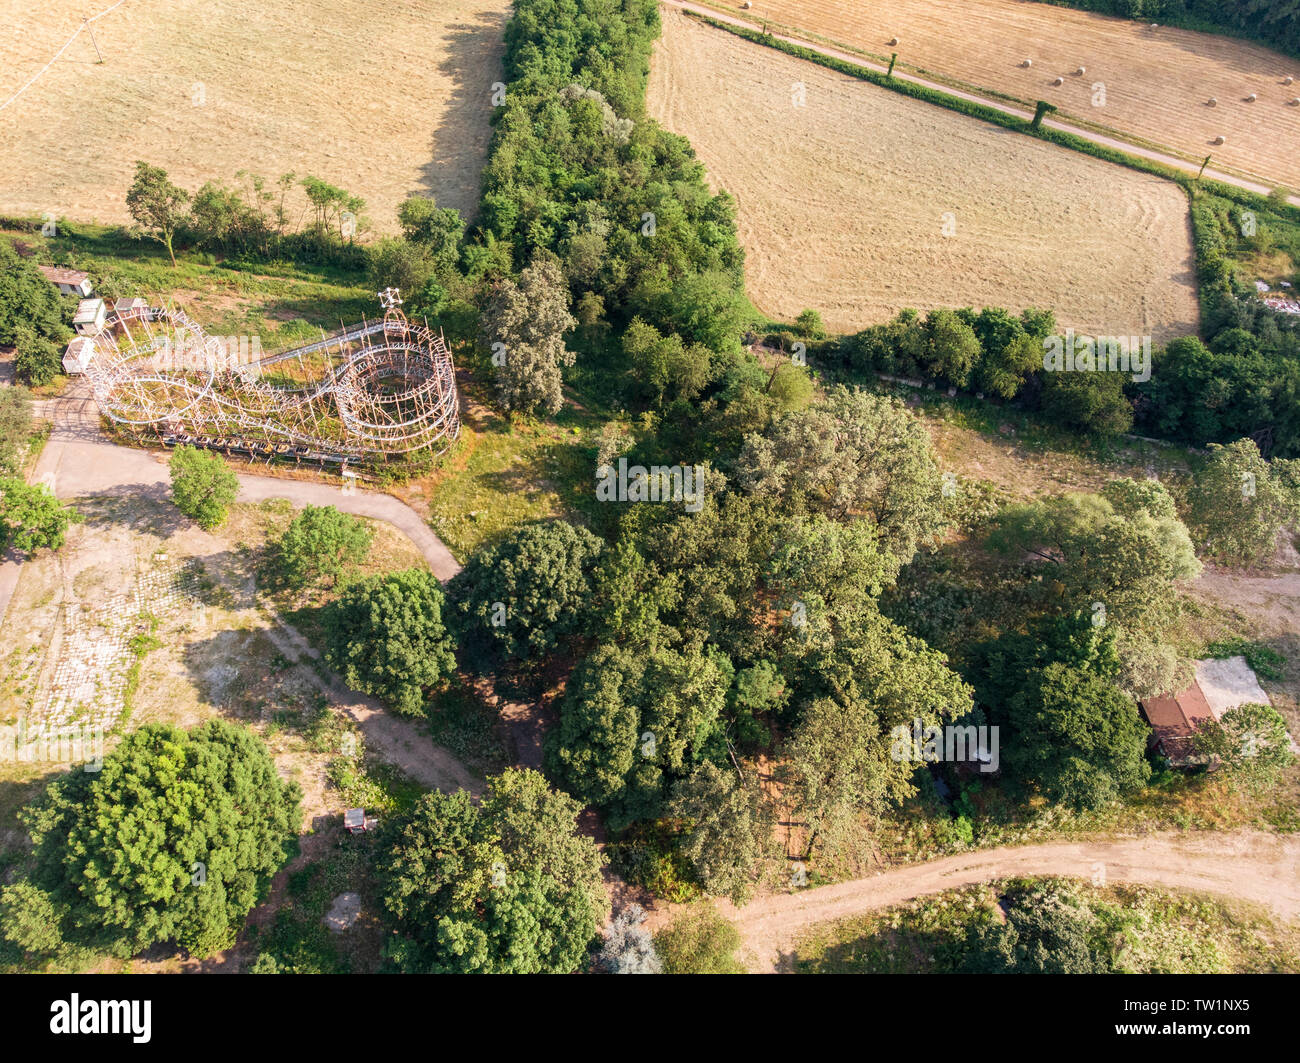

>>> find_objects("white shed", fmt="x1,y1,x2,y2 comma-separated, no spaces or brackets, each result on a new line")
62,336,97,375
72,298,107,336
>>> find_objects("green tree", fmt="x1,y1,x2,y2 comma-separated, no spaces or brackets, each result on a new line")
13,325,64,387
449,520,603,664
653,901,744,974
554,640,732,829
377,769,607,973
987,480,1201,627
125,161,190,267
666,762,771,905
0,477,80,554
784,609,972,858
1193,703,1295,790
275,504,372,589
1005,663,1152,811
168,445,238,530
1187,438,1298,566
16,720,299,957
324,568,457,716
0,239,69,347
482,253,577,416
1039,370,1134,436
923,308,981,387
738,386,948,564
963,880,1108,974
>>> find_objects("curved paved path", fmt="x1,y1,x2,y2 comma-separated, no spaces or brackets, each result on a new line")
662,1,1300,207
723,829,1300,972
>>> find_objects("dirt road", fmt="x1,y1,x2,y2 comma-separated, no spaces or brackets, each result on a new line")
724,830,1300,972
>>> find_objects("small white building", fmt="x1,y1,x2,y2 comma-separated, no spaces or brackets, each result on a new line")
72,297,107,336
36,265,93,298
62,336,97,375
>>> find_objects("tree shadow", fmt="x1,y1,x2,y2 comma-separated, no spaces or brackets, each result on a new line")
414,11,510,219
76,485,188,539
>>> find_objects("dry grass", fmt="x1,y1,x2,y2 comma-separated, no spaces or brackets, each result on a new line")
692,0,1300,190
648,11,1199,338
0,0,510,230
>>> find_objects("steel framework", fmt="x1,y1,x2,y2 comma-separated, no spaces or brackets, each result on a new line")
85,292,460,463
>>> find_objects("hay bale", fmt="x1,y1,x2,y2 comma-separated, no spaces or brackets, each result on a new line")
1207,97,1217,107
1074,65,1086,76
1284,76,1294,85
1213,135,1226,145
1291,97,1300,106
741,1,751,8
1022,58,1033,68
888,36,899,46
1052,76,1064,86
1246,93,1258,102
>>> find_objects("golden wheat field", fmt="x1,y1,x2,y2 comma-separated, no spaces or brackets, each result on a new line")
692,0,1300,190
648,10,1200,339
0,0,510,231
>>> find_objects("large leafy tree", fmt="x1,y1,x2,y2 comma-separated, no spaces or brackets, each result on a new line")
987,478,1201,627
0,477,80,554
738,386,948,564
963,880,1108,974
324,568,457,715
168,445,238,530
0,239,69,347
1005,662,1152,811
9,721,299,958
1187,438,1300,566
449,519,603,665
666,762,772,905
125,161,190,267
783,608,972,858
482,253,577,415
1193,703,1296,790
377,769,607,973
274,504,372,589
553,640,732,829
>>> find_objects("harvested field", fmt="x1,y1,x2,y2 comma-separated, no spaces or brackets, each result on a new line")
690,0,1300,191
0,0,509,230
648,10,1199,339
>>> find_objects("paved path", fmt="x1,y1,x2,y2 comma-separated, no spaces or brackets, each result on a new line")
0,382,461,627
723,829,1300,972
662,1,1299,206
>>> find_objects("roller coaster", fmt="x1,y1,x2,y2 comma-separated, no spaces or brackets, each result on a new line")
83,289,460,464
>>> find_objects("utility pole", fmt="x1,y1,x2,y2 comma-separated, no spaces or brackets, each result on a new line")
84,18,103,63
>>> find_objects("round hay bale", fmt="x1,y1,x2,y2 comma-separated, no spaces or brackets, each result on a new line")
1207,97,1217,106
1246,93,1258,102
1284,76,1294,85
741,1,751,8
1291,97,1300,106
1075,65,1086,76
1052,76,1064,86
888,36,899,46
1023,58,1033,68
1213,135,1226,145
